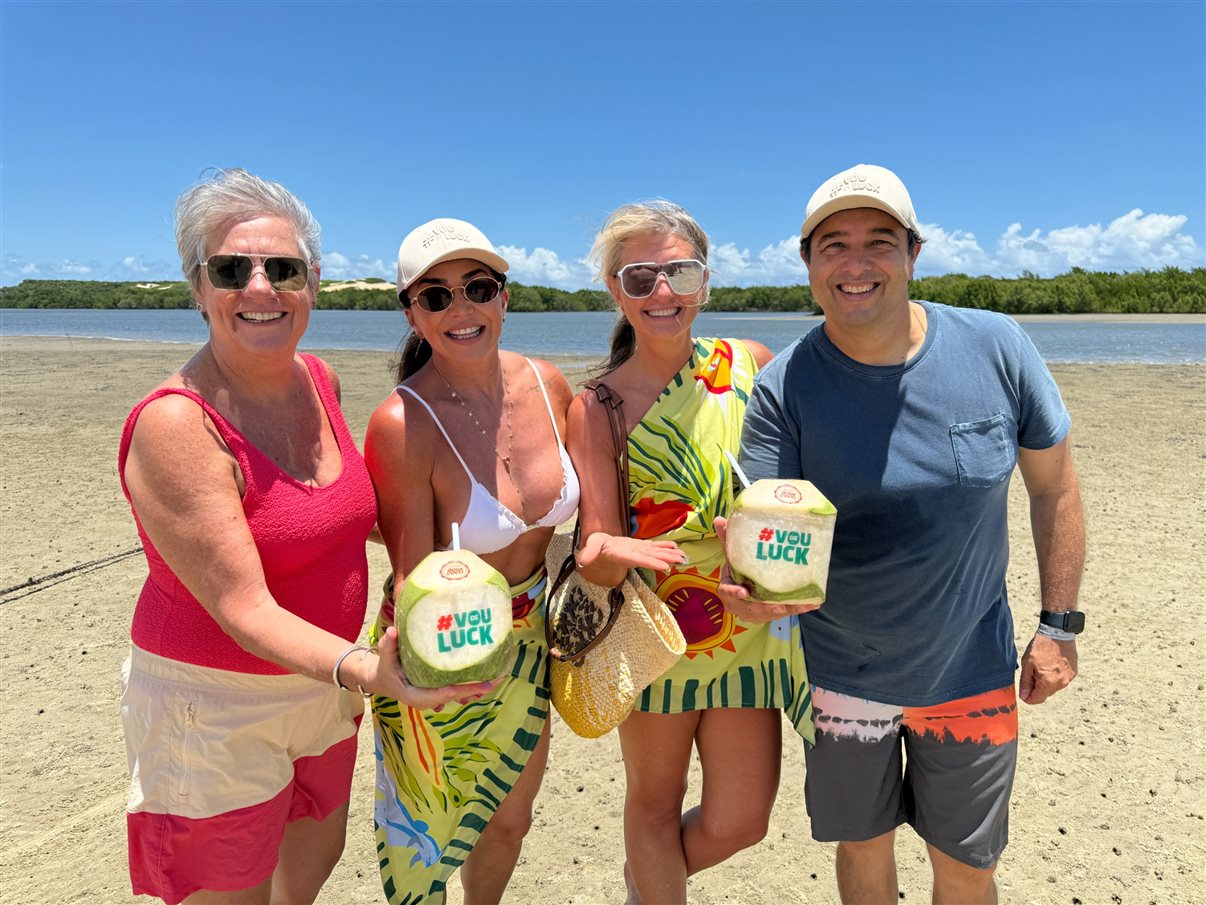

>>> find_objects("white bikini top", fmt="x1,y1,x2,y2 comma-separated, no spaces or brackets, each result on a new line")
399,358,580,555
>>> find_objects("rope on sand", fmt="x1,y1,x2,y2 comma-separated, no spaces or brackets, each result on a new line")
0,546,142,604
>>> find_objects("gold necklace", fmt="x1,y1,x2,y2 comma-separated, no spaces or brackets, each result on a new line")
433,364,516,475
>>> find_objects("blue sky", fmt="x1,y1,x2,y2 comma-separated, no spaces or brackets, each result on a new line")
2,0,1203,289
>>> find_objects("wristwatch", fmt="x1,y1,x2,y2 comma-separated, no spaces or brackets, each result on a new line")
1039,610,1085,634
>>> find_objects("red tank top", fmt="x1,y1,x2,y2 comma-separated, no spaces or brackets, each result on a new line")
118,354,378,675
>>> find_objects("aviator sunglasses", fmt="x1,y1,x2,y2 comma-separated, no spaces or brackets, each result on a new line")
202,254,310,292
615,259,707,299
410,275,505,313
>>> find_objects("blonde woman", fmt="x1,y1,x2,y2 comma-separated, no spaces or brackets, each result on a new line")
567,201,813,904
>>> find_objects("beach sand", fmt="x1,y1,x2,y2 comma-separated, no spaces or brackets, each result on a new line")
1,336,1203,904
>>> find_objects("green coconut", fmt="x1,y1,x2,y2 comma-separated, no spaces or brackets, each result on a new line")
726,479,837,603
396,549,515,687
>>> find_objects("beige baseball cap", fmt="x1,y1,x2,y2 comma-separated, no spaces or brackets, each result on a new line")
800,164,921,240
395,218,510,294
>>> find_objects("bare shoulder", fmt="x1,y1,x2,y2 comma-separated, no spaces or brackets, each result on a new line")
368,385,426,446
369,378,442,456
526,356,574,406
568,381,619,444
130,390,220,453
314,355,342,402
125,391,238,505
739,338,775,369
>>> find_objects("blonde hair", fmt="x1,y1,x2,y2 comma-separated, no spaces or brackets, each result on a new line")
589,201,710,375
589,200,709,283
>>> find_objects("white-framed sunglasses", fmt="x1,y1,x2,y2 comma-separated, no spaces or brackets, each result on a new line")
615,259,707,298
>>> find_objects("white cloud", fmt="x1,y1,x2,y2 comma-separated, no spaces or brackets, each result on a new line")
321,251,391,281
496,237,804,290
991,210,1202,275
709,237,805,287
496,245,593,290
0,208,1200,290
913,224,993,276
909,210,1203,278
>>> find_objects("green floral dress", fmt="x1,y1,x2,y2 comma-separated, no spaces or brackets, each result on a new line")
627,338,813,740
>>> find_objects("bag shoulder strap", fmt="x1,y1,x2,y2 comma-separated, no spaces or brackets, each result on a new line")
545,380,633,661
582,380,630,535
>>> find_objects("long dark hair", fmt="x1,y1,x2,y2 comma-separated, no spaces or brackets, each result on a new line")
592,316,636,378
393,331,431,383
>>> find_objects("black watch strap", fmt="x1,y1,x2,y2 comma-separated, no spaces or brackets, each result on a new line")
1039,610,1085,634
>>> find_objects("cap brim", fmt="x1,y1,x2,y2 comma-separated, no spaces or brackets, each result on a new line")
801,196,912,240
398,247,510,291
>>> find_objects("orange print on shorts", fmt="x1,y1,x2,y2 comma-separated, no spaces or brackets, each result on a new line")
902,687,1018,745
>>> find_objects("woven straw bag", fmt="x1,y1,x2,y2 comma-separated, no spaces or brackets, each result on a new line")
543,381,686,739
545,530,685,738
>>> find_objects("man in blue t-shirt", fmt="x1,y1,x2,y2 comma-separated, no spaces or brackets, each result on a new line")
718,164,1085,904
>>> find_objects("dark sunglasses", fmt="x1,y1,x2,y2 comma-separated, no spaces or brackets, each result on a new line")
411,276,505,312
202,254,310,292
615,259,707,299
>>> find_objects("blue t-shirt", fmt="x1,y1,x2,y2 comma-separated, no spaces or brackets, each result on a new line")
739,302,1070,707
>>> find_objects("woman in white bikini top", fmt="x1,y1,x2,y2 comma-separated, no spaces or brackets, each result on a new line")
396,356,579,555
362,218,579,905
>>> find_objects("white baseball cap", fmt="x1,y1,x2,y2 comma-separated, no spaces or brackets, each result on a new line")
395,218,510,295
800,164,921,240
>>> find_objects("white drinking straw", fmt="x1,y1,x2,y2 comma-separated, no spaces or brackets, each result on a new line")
450,522,461,551
725,450,752,490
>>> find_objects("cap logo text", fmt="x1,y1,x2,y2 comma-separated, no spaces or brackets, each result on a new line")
422,223,473,248
829,172,881,200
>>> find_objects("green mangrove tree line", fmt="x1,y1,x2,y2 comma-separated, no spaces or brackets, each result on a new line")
1,266,1202,313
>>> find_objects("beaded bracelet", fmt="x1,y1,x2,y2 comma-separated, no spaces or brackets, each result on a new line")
332,644,369,690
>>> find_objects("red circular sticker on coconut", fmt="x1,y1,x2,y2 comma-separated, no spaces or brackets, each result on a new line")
439,560,470,581
774,484,802,504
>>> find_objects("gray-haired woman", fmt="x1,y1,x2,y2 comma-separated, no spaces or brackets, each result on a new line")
118,169,489,905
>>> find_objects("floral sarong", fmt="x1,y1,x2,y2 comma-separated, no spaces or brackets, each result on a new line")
628,338,813,742
369,568,550,904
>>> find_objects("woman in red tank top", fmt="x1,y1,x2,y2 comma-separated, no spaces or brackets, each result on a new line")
118,169,494,905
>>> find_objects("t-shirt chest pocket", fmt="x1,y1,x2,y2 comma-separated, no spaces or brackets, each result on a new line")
949,413,1015,487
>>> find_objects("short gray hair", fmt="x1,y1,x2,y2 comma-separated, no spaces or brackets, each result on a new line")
589,200,709,284
174,168,321,298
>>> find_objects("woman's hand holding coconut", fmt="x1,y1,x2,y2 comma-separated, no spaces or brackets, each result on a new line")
336,624,499,709
713,516,823,623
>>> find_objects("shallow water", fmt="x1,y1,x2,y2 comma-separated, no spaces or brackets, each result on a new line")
1,308,1203,364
